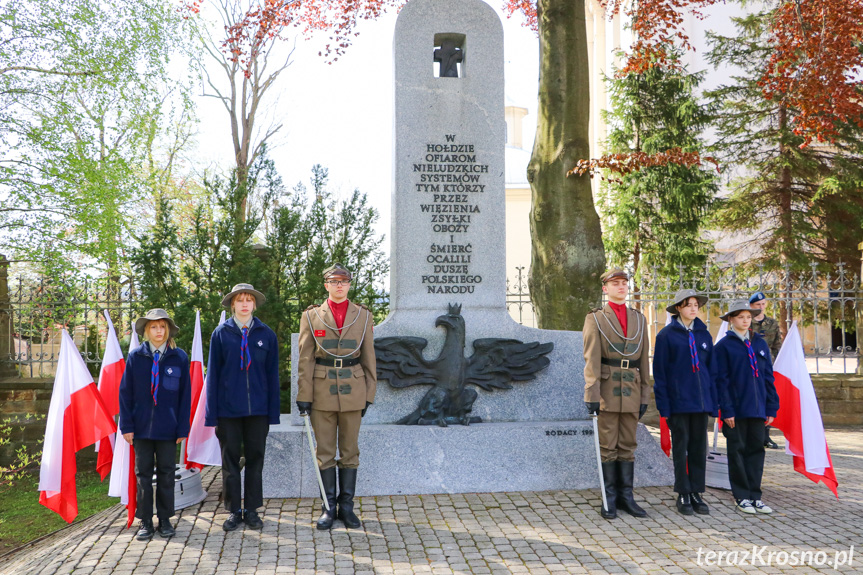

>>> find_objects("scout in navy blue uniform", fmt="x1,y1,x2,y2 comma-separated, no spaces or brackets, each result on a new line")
205,283,280,531
119,309,191,541
715,300,780,515
653,289,718,515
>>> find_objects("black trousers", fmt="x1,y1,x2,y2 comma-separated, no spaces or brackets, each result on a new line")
133,438,176,520
667,412,709,494
722,417,766,501
216,416,269,513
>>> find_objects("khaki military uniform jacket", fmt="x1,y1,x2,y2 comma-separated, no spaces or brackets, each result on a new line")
297,300,377,412
583,304,650,413
752,315,782,361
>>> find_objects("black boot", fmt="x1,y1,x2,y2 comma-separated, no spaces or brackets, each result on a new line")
616,460,647,517
676,493,694,516
690,492,710,515
157,518,175,538
600,461,617,519
337,467,361,529
316,467,338,530
136,518,155,541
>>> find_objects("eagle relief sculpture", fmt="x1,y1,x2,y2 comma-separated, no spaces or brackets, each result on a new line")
375,304,554,426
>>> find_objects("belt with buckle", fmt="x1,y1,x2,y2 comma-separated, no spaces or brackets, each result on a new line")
316,357,360,368
601,357,635,369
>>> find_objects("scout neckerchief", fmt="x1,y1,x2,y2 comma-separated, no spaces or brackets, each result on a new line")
678,317,700,373
151,350,161,405
744,339,760,378
240,326,251,370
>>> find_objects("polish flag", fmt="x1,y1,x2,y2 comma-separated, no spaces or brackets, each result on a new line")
95,311,126,480
39,330,117,523
108,323,141,527
659,312,673,456
183,311,205,470
186,311,224,467
771,321,839,497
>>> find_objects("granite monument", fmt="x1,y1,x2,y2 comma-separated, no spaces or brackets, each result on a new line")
263,0,672,498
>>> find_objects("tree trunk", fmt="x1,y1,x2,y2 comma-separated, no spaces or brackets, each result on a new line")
528,0,606,330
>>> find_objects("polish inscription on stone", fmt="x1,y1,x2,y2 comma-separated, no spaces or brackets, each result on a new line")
414,135,488,295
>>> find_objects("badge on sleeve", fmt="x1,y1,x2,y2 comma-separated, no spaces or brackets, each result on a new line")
315,330,326,337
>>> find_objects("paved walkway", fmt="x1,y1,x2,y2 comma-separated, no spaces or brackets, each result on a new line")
1,428,859,575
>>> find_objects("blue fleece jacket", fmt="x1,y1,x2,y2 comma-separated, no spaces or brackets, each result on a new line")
653,317,719,418
204,316,280,426
714,330,780,420
119,343,192,440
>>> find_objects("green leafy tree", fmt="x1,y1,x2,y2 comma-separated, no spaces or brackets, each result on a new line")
598,53,717,278
0,0,195,275
706,12,863,274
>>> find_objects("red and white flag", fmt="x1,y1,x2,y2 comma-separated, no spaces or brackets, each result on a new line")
95,311,125,480
108,323,141,527
38,330,117,523
183,311,205,470
186,310,224,467
771,321,839,497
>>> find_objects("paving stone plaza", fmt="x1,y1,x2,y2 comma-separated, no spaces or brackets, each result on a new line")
1,427,858,575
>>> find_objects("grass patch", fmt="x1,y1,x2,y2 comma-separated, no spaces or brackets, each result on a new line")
0,462,117,552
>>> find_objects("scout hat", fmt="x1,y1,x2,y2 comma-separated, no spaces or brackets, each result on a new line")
323,263,352,281
720,299,761,321
749,291,767,304
600,268,629,283
221,283,266,307
135,308,179,339
667,289,708,315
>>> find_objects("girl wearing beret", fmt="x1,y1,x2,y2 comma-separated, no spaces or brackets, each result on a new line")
119,309,191,540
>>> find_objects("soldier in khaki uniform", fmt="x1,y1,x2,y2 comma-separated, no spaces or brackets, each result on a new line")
296,263,376,530
583,268,649,519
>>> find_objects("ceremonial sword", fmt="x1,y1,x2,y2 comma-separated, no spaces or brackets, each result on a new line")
302,414,330,511
591,413,609,514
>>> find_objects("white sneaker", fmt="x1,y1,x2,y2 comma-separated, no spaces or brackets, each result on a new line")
753,500,773,514
735,499,756,514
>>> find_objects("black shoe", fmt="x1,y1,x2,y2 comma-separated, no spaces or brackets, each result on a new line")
157,518,175,538
223,511,244,532
764,438,779,449
616,460,647,517
600,461,617,519
337,467,362,529
690,492,710,515
135,519,155,541
317,467,338,530
244,509,263,530
676,494,694,516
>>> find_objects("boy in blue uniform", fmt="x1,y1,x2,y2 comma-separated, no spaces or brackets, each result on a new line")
205,283,280,531
120,309,192,540
653,289,718,515
715,300,780,515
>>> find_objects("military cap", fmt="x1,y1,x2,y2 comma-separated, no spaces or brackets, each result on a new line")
720,299,761,321
135,308,179,339
749,291,767,304
667,289,708,315
323,263,352,281
221,283,266,307
600,268,629,283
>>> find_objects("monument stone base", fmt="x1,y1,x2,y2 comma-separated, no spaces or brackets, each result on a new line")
262,418,673,498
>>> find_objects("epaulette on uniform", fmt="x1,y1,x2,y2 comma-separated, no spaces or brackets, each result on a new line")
589,307,603,314
357,303,372,312
304,304,320,312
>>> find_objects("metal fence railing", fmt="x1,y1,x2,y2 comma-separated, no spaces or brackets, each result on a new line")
505,263,862,374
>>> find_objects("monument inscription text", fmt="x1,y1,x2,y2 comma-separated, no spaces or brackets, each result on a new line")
413,135,488,294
